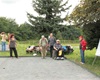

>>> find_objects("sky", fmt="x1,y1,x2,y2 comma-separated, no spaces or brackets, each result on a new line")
0,0,80,24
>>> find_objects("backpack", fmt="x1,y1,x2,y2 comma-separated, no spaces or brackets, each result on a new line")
62,46,67,52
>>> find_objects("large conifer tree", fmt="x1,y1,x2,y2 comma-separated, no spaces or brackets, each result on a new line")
27,0,71,36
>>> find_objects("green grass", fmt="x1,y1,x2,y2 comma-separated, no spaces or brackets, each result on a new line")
65,43,100,77
0,43,31,56
0,40,100,76
0,40,45,57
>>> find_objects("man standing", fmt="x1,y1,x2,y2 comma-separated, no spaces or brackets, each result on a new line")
48,33,56,58
39,35,48,59
79,36,87,64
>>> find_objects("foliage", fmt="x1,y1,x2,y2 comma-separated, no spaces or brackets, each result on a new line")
17,22,34,40
27,0,71,36
0,17,18,33
56,31,63,40
83,20,100,50
69,0,100,25
60,26,81,40
0,0,81,41
69,0,100,49
0,17,35,41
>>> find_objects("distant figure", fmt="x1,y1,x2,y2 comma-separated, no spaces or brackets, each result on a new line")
0,32,7,51
39,35,48,59
48,33,56,58
8,34,18,58
79,36,87,64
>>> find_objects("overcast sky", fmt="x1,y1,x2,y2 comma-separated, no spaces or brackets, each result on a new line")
0,0,80,24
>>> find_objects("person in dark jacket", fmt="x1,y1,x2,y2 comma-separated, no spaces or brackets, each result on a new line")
53,39,64,60
48,33,56,58
79,36,87,64
8,34,18,58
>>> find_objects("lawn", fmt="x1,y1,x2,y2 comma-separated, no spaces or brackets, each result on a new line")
64,43,100,77
0,40,39,56
0,40,100,76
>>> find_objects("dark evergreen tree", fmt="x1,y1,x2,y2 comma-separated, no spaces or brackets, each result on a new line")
83,20,100,50
27,0,71,37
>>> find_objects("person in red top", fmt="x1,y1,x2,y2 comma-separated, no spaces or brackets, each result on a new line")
79,36,87,64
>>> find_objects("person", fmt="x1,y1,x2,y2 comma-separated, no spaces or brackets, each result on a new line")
8,34,18,58
39,35,48,59
7,33,11,42
48,33,56,58
0,32,7,51
53,39,64,60
79,36,87,64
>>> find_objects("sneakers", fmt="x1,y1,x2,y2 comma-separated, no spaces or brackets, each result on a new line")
80,62,85,64
56,57,64,60
61,57,64,60
56,57,59,60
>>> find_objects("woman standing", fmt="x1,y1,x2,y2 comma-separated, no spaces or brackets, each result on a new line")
8,34,18,58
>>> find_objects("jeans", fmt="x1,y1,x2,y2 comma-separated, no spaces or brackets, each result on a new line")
80,49,85,63
1,42,6,51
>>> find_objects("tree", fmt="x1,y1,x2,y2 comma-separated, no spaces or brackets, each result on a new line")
16,22,34,40
57,25,81,40
56,31,63,40
0,17,18,33
69,0,100,49
83,20,100,50
27,0,71,37
69,0,100,25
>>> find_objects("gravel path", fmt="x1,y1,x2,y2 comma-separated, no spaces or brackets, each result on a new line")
0,57,100,80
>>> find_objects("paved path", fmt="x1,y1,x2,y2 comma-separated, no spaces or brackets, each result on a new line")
0,57,100,80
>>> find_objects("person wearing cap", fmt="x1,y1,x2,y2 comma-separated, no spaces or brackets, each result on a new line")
79,36,87,64
53,39,64,60
39,35,48,59
48,33,56,58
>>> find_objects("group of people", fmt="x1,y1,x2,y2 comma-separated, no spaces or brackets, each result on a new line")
39,33,64,60
0,32,87,64
39,33,87,63
0,32,18,58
